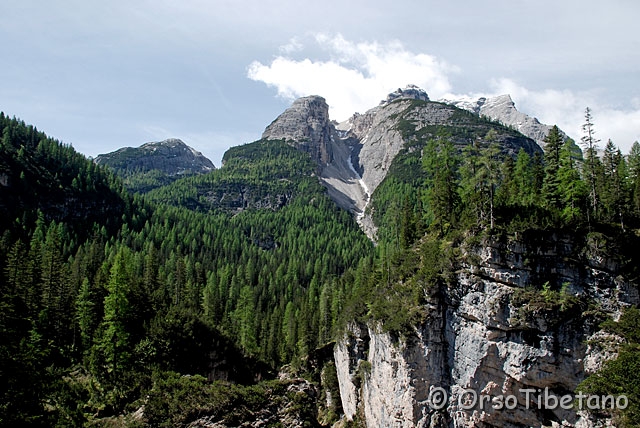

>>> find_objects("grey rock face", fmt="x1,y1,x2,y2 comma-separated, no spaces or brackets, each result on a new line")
445,94,557,147
262,95,334,165
262,95,377,236
380,84,430,106
263,88,542,241
95,138,215,176
334,233,637,427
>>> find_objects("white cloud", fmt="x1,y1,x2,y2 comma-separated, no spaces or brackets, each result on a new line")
279,37,303,54
247,34,457,121
249,34,640,152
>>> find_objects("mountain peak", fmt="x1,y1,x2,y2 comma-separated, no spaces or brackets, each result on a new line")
95,139,215,178
443,94,556,146
141,138,188,149
262,95,333,164
380,85,430,106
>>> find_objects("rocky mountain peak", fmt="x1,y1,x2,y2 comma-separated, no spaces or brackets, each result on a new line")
142,138,187,149
262,95,334,164
443,94,558,147
95,138,215,176
380,84,430,106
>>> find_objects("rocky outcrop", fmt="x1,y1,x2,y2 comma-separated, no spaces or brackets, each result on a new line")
95,138,215,175
444,94,558,147
380,84,430,106
334,88,540,239
262,95,375,235
264,87,542,241
334,232,638,427
262,95,334,165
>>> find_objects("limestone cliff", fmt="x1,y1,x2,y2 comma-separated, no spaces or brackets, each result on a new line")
333,231,638,427
444,94,559,147
262,95,334,165
264,87,541,241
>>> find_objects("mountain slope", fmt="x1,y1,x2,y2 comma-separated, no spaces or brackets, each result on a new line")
95,138,214,192
0,112,372,426
0,113,129,236
2,86,639,427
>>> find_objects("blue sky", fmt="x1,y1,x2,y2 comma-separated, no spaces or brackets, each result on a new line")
1,0,639,165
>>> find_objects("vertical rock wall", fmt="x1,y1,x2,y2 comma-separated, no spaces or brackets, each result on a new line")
334,233,638,427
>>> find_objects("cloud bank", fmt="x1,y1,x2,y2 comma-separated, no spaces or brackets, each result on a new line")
248,34,640,152
248,34,458,121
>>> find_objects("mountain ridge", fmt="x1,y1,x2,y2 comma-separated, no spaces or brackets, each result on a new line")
262,86,542,239
441,93,560,146
95,138,215,176
94,138,215,193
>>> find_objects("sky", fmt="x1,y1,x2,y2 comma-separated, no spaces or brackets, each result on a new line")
1,0,639,166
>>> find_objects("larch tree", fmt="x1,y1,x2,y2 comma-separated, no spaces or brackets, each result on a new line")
558,139,587,223
542,125,564,209
96,247,133,379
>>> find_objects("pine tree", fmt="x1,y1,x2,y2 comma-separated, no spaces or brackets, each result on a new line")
601,140,628,229
400,196,416,248
75,277,96,352
477,136,502,229
459,139,483,225
581,107,601,221
424,139,460,235
513,149,535,206
39,222,70,344
234,285,257,355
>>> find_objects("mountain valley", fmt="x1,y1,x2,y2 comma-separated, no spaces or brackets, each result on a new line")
1,87,639,427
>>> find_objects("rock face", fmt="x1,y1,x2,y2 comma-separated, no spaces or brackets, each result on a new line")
334,88,540,239
333,232,638,427
380,84,430,106
444,94,557,147
263,87,541,241
262,96,334,165
262,95,375,236
95,138,215,175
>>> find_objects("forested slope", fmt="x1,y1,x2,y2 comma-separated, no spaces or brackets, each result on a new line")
2,102,640,426
0,114,372,426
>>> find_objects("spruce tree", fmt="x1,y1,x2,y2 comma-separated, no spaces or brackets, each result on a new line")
627,141,640,216
542,125,564,209
95,248,133,379
424,139,460,235
558,139,587,223
513,149,535,206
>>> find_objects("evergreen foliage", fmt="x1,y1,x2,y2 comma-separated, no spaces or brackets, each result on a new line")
579,307,640,427
1,106,639,425
0,115,372,424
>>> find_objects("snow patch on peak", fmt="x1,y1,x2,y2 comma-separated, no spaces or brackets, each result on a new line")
441,94,556,147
